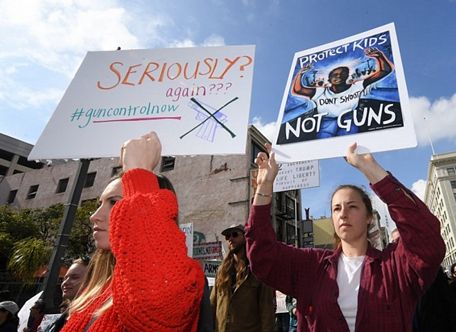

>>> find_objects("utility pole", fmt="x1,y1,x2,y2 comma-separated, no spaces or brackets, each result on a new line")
40,159,90,312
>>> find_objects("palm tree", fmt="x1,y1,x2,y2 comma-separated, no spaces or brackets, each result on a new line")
8,238,52,283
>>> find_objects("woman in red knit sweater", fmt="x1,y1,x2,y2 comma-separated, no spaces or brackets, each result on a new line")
61,132,205,332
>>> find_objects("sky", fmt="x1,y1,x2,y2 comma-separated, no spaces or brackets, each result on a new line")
1,0,456,230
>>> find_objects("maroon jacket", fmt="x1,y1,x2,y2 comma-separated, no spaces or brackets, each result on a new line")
246,174,445,332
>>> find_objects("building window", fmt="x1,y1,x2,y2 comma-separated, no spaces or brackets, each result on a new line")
447,167,455,175
276,193,284,212
160,156,175,172
451,180,456,189
111,166,122,177
286,223,296,245
0,148,14,161
286,196,296,218
84,172,97,188
0,165,8,176
56,178,69,193
7,190,17,204
453,193,456,202
27,185,39,199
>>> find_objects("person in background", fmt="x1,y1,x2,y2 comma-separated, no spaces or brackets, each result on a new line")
60,258,89,301
210,224,275,332
246,142,445,331
285,296,298,332
390,228,400,243
42,258,90,332
24,299,45,332
0,301,19,332
412,267,456,331
61,132,205,331
450,262,456,283
274,290,289,332
450,262,456,302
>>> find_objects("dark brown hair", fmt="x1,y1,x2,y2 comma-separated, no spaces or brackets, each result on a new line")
331,185,373,248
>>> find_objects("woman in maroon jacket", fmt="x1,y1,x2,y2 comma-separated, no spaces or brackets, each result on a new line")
246,143,445,332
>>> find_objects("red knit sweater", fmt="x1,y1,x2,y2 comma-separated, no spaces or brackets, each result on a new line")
61,168,205,331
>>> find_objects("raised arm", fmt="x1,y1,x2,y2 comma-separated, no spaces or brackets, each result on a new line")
291,64,317,99
246,144,322,301
345,143,445,291
344,142,388,184
363,47,394,88
110,132,205,331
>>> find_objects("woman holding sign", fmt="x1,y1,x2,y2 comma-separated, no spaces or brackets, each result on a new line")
245,143,444,332
61,132,205,332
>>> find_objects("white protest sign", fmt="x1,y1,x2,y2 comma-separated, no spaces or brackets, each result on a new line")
273,23,416,162
274,160,320,192
29,45,255,160
179,222,193,257
18,291,43,332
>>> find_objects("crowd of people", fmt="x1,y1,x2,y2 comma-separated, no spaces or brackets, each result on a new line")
1,131,455,332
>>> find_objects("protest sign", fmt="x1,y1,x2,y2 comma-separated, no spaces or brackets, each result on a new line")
179,222,193,257
273,160,320,192
250,160,320,194
29,45,255,160
193,241,223,260
273,23,416,162
18,291,42,332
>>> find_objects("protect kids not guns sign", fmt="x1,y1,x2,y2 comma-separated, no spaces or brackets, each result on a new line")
272,23,416,162
29,45,255,160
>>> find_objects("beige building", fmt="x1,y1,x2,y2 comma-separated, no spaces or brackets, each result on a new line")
0,127,302,250
424,152,456,268
313,217,334,249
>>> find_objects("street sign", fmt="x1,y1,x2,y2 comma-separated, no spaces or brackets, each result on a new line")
193,241,223,259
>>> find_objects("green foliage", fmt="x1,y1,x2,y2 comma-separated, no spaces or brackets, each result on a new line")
66,200,96,261
1,202,96,281
18,204,64,241
7,238,52,282
0,205,38,241
0,232,14,268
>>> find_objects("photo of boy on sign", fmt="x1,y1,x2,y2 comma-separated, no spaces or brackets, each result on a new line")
277,31,403,144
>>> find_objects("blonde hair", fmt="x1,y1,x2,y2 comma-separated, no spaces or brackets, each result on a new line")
69,249,115,317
